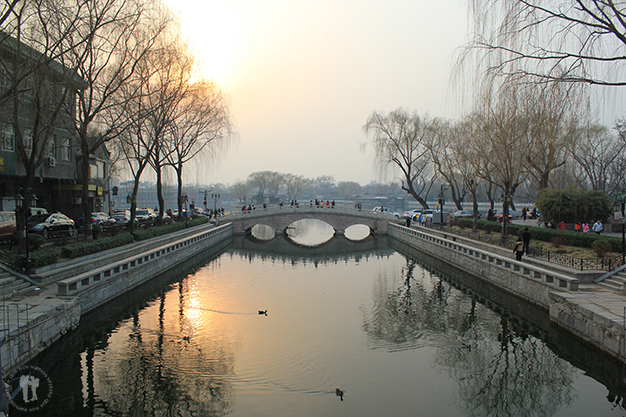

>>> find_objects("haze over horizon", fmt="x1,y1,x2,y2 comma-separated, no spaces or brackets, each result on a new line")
155,0,626,188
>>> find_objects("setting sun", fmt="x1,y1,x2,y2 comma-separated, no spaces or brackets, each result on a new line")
168,0,238,83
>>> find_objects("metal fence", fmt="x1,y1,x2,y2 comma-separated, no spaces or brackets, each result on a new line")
428,224,624,271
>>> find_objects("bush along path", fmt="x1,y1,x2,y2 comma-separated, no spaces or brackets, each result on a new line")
15,217,211,271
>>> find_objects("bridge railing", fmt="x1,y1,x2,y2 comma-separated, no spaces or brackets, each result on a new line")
223,205,399,220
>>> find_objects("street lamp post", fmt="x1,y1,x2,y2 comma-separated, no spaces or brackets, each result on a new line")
15,188,38,275
438,184,447,225
211,192,220,213
612,193,626,265
500,192,513,239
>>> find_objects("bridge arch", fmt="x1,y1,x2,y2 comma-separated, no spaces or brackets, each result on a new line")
227,207,392,237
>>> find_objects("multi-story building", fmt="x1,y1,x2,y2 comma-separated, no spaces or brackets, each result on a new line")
0,33,110,218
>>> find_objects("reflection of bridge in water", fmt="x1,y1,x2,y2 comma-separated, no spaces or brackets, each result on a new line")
232,234,394,265
224,207,396,236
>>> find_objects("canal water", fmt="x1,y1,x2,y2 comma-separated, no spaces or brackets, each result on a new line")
17,220,626,416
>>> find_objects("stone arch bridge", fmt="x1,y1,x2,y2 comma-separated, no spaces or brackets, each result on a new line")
224,206,395,237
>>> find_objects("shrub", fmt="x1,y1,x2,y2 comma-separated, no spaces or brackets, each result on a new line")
61,233,134,258
592,240,613,258
551,236,566,248
132,217,209,241
27,234,46,251
92,224,102,240
16,248,59,269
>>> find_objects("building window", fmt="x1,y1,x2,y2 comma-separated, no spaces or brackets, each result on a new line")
46,134,56,158
2,126,14,152
24,129,33,153
62,138,71,161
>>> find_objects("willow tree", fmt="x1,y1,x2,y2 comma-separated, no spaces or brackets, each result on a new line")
465,0,626,86
363,108,437,209
471,85,533,237
166,77,232,218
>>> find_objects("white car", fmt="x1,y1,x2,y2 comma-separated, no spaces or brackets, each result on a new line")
403,209,423,219
373,207,401,218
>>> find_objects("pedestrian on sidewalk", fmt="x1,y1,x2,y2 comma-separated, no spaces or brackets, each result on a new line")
522,227,531,255
592,220,604,234
513,237,525,261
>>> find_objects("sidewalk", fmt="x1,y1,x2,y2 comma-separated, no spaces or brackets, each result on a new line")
511,218,624,238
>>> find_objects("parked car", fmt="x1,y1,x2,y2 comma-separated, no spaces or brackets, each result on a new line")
112,210,131,227
28,213,75,239
76,212,117,230
0,211,17,241
403,209,423,219
135,208,156,222
92,212,117,227
373,207,401,218
492,211,513,222
452,210,481,219
27,207,48,217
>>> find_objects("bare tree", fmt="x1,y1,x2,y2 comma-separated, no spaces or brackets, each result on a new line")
471,85,533,237
284,173,309,201
166,75,232,218
465,0,626,86
524,82,582,190
230,180,251,204
247,171,282,203
62,0,168,238
363,108,437,209
571,123,625,192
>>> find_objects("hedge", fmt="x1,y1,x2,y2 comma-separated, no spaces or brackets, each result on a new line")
132,217,209,241
16,248,59,269
61,233,135,259
454,218,622,249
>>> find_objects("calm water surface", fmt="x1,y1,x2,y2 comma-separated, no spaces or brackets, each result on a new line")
22,221,626,416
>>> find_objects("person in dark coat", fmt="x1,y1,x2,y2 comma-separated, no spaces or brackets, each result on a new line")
522,227,531,255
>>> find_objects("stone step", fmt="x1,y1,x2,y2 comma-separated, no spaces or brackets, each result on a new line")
599,279,626,292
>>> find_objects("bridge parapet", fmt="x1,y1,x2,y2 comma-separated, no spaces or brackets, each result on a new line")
223,206,396,236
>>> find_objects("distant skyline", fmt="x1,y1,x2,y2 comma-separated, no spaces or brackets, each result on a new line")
163,0,469,186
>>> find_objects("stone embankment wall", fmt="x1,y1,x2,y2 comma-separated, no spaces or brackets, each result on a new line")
388,223,579,308
57,222,233,313
389,223,626,363
1,222,233,375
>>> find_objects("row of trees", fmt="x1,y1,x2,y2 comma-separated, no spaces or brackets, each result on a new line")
1,0,232,240
364,1,626,235
229,171,402,204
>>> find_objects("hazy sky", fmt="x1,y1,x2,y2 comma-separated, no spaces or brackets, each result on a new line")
166,0,470,186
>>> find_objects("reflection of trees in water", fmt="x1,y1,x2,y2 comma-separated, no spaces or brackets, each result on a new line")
362,254,577,416
231,249,395,269
89,281,235,416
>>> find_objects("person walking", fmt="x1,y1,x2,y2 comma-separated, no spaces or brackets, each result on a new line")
592,220,604,234
513,237,525,261
522,227,531,255
582,222,589,233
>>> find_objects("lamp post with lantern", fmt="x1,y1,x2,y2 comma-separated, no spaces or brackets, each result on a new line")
612,192,626,265
15,188,38,275
500,192,513,239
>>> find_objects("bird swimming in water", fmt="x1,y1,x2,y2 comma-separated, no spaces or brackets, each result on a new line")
258,310,268,316
335,388,344,401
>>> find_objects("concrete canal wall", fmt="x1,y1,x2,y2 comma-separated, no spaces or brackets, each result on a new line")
388,223,626,363
388,223,579,307
1,222,233,374
56,222,233,313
